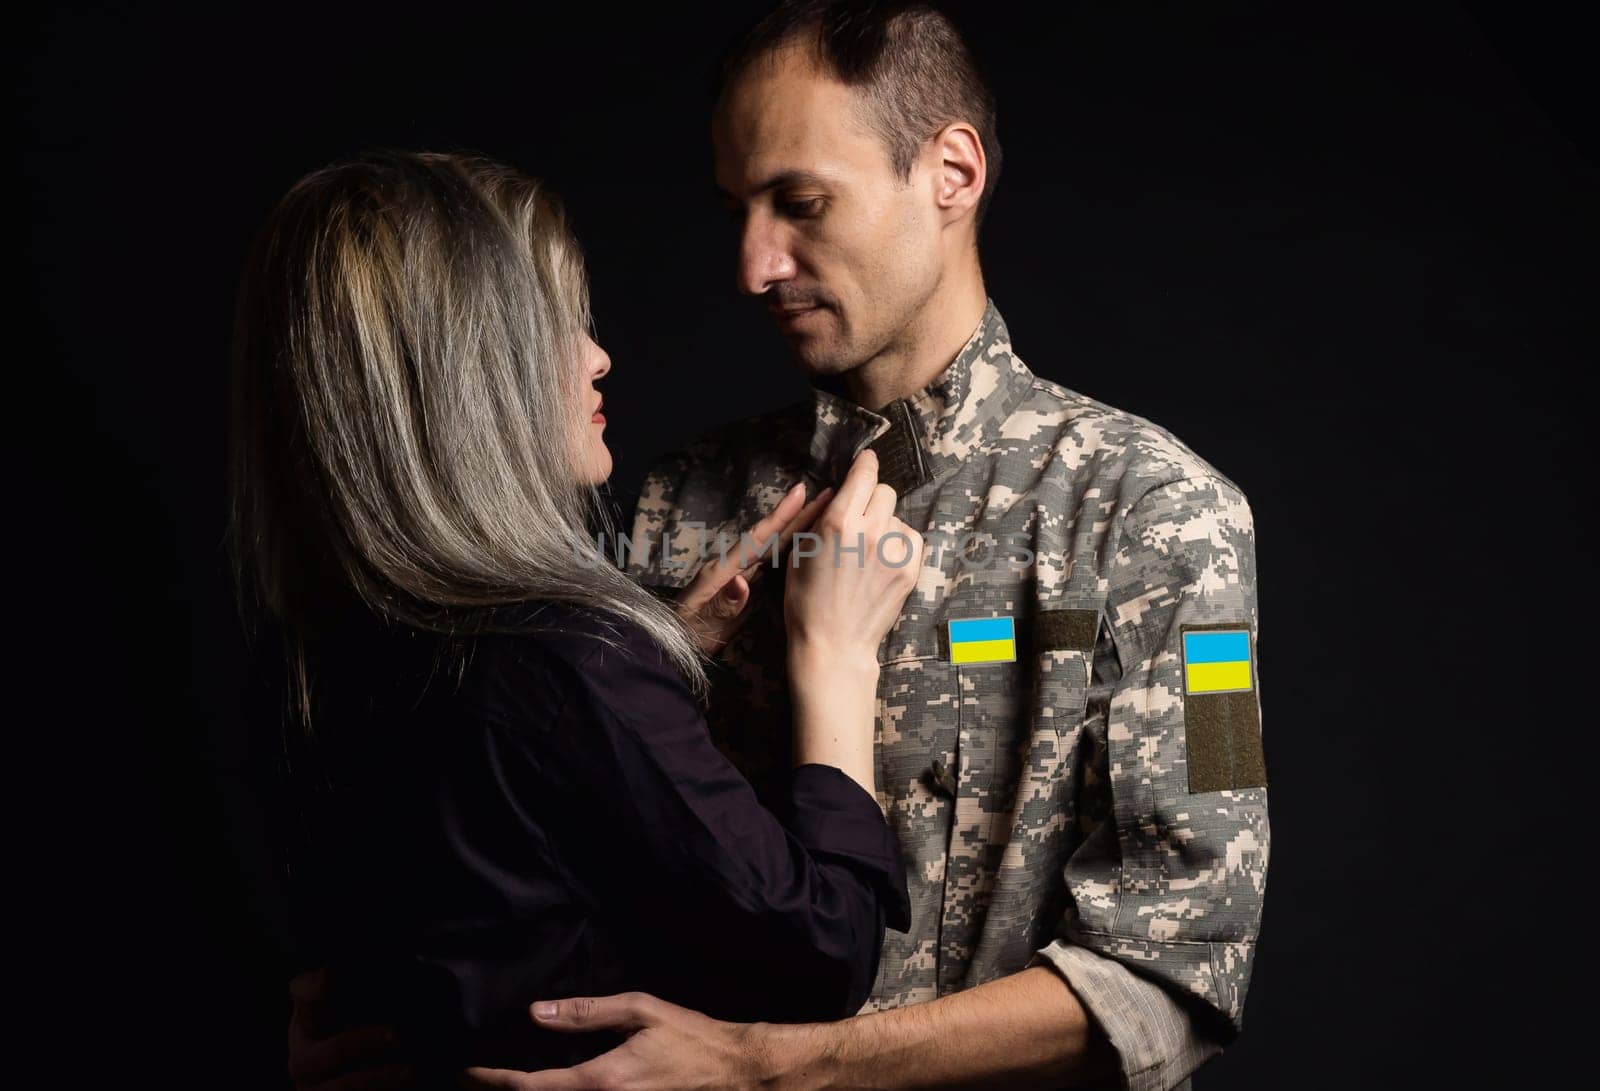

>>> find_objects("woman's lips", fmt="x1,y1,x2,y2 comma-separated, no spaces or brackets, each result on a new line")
591,411,606,424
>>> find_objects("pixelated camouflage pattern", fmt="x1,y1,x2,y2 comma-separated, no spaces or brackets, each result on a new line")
625,300,1268,1037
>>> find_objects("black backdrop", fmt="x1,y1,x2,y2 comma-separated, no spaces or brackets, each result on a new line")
20,2,1594,1086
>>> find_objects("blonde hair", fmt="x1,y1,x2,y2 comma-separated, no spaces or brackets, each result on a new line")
228,150,707,726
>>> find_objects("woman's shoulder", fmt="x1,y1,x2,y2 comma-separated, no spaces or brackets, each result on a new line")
470,599,685,717
480,599,662,664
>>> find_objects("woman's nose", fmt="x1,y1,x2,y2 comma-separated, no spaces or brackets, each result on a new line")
585,334,611,379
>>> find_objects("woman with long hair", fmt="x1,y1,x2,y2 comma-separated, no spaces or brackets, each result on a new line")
229,150,922,1076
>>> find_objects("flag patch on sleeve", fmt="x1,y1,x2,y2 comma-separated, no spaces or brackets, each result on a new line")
1182,629,1253,693
948,616,1016,665
1180,624,1266,792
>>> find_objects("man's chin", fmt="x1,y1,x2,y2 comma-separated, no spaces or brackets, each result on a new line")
783,337,855,380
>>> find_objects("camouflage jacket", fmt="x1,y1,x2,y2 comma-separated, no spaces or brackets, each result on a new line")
623,299,1269,1091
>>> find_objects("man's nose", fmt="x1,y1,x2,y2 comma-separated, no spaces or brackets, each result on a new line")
737,221,796,296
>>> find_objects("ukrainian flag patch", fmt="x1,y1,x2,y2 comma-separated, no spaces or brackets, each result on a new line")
948,616,1016,665
1182,629,1253,694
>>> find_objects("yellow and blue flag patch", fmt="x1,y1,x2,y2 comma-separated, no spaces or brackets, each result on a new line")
1182,629,1253,694
948,616,1016,665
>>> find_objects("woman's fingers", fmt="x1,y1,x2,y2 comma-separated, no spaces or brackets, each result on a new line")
682,479,836,590
884,517,924,573
771,479,811,527
674,480,836,656
711,481,806,580
863,481,897,525
698,479,816,582
748,486,834,575
736,479,812,566
676,573,750,656
831,448,880,519
707,573,749,621
738,481,815,569
784,486,834,536
676,482,801,616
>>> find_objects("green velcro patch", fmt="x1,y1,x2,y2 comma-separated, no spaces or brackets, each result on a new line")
1181,622,1267,793
1184,691,1267,792
1033,609,1100,653
866,399,931,495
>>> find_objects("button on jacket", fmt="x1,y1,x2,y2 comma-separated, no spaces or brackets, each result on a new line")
625,299,1270,1091
263,600,912,1075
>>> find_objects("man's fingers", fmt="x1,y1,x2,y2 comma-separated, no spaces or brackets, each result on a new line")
461,1066,593,1091
528,993,657,1034
287,1025,403,1086
459,1067,535,1090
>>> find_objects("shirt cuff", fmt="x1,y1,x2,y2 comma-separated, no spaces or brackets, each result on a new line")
1030,941,1221,1091
785,763,912,933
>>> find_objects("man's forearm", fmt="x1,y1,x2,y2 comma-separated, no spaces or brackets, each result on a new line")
755,966,1121,1090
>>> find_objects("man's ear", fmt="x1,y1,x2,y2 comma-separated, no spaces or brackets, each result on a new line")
931,121,985,225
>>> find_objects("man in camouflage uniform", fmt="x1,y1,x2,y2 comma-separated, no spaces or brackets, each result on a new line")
618,296,1266,1091
348,4,1265,1090
593,4,1269,1090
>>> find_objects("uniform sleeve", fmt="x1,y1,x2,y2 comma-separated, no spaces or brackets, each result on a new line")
622,452,691,588
624,448,740,591
1029,475,1269,1091
492,627,911,1023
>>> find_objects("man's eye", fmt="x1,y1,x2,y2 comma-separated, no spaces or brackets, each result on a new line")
783,198,826,218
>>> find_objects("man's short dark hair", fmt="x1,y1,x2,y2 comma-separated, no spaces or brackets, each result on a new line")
715,1,1003,232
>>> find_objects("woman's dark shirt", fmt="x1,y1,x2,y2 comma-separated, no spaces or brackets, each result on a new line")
260,600,910,1074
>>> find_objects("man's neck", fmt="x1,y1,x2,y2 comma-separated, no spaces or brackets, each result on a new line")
842,270,988,412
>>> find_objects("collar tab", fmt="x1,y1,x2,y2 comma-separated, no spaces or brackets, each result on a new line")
803,298,1033,493
867,398,931,495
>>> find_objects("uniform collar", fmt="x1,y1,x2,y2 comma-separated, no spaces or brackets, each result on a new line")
804,297,1035,495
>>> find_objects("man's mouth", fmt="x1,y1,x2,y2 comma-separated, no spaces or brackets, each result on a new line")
770,303,824,325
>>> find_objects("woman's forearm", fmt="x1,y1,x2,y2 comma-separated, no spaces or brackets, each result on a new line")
787,644,880,797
